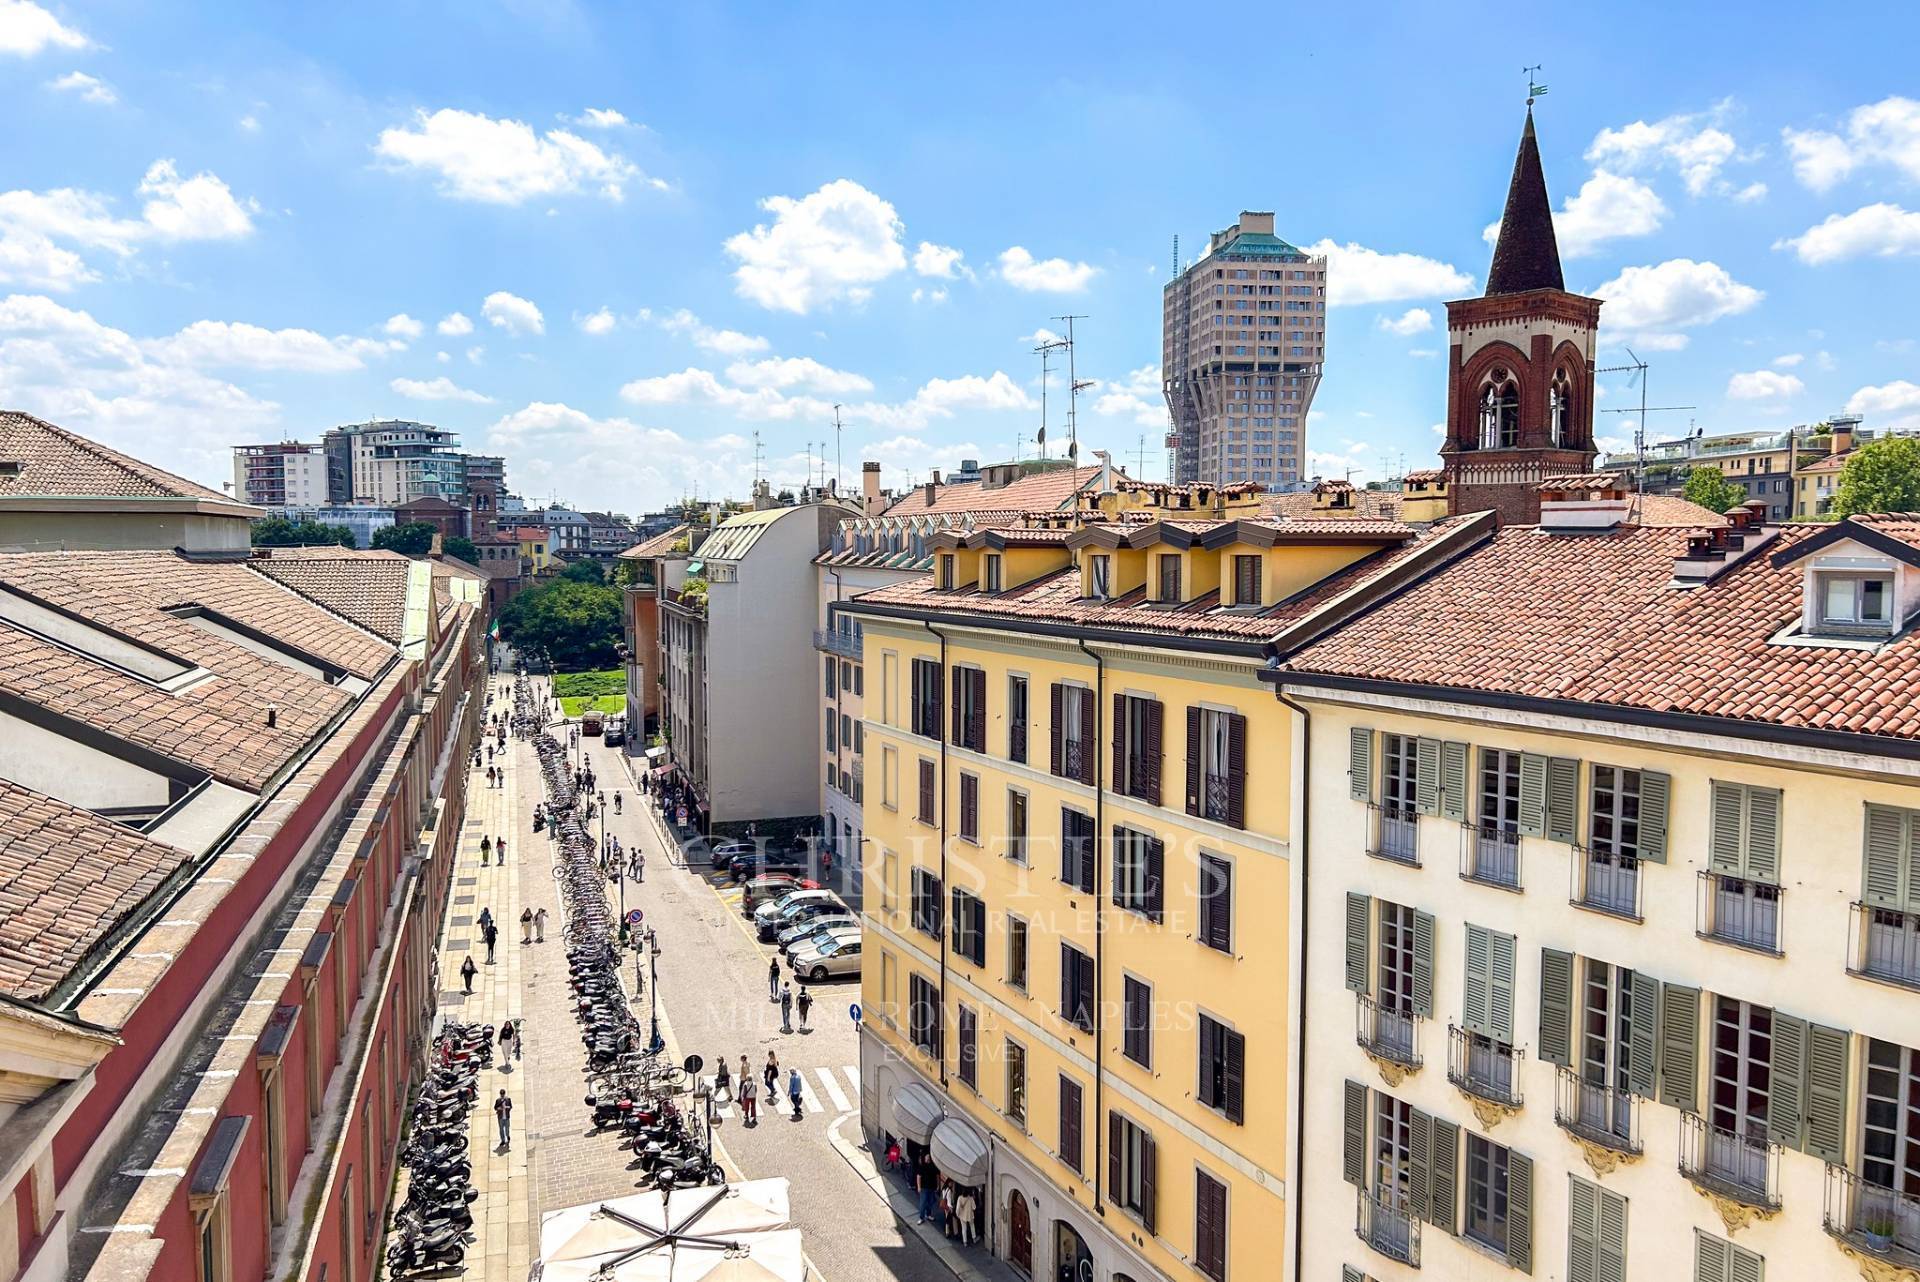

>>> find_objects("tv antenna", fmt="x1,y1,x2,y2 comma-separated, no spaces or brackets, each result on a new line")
1054,314,1090,462
1171,233,1180,278
832,404,844,494
1034,334,1068,458
1598,348,1694,516
1523,65,1548,107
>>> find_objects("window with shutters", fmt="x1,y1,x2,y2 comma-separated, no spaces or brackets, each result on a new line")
1006,788,1028,864
1470,748,1522,888
1555,959,1645,1154
1056,684,1091,782
1353,896,1428,1069
1194,707,1244,826
983,554,1002,593
1007,675,1029,764
950,889,985,966
938,554,956,590
825,655,836,697
1848,1037,1920,1257
952,667,986,752
1371,902,1420,1060
1006,915,1028,991
908,974,942,1058
1580,765,1645,919
1371,734,1420,862
1199,853,1233,953
1198,1013,1246,1124
910,658,942,739
1195,1169,1229,1281
1110,1113,1155,1224
1680,996,1780,1207
1058,1076,1083,1173
1449,924,1520,1108
1061,808,1096,894
1854,804,1920,989
825,707,837,753
916,758,935,825
1112,824,1163,919
957,772,979,843
1114,693,1163,803
1464,1134,1511,1254
1122,976,1153,1067
1232,554,1262,606
1157,554,1183,604
1061,943,1094,1033
1694,1230,1765,1282
957,1004,978,1089
1005,1039,1027,1126
1089,553,1112,600
1364,1094,1419,1264
1566,1177,1626,1282
1699,782,1782,954
911,868,943,938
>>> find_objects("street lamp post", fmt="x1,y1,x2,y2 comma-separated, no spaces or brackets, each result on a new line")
647,929,663,1053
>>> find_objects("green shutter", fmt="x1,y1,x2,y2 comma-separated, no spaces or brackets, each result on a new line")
1462,925,1491,1038
1518,753,1548,838
1545,757,1580,845
1745,788,1781,883
1806,1023,1850,1165
1695,1230,1730,1282
1506,1151,1533,1274
1415,738,1440,816
1539,948,1574,1068
1627,970,1660,1100
1344,893,1370,993
1342,1080,1366,1186
1412,910,1436,1018
1568,1177,1599,1282
1710,781,1746,874
1863,804,1910,909
1350,727,1374,802
1768,1013,1808,1152
1428,1117,1459,1234
1659,983,1701,1113
1729,1242,1765,1282
1407,1107,1432,1224
1489,929,1517,1044
1597,1187,1628,1282
1342,1268,1365,1282
1637,770,1670,864
1440,741,1469,821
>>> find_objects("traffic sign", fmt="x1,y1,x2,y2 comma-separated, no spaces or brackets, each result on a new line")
626,909,645,926
683,1054,704,1076
848,1003,862,1024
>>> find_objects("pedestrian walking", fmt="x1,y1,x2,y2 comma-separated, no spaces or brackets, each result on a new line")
763,1052,778,1105
498,1020,516,1064
614,790,623,814
460,955,477,994
480,834,492,865
497,836,508,862
493,1090,512,1150
534,907,548,942
739,1073,758,1125
788,1068,803,1120
714,1055,732,1102
796,986,813,1032
779,983,793,1033
940,1182,956,1237
484,920,498,964
767,956,781,1002
915,1158,939,1223
737,1054,750,1091
478,905,494,933
633,852,645,884
958,1190,979,1244
520,907,533,943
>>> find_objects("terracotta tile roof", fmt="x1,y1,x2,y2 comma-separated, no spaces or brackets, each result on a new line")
1537,472,1626,491
880,466,1107,517
251,550,411,642
1259,489,1405,521
1799,452,1850,474
1404,469,1446,484
1636,494,1728,527
0,780,191,1003
620,524,691,558
0,411,234,503
511,526,549,541
1286,519,1920,742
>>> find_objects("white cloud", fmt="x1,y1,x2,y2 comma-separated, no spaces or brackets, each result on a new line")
1727,369,1804,401
619,367,831,422
383,313,424,340
483,401,759,514
238,114,260,134
1480,171,1666,259
1845,380,1920,420
655,307,767,355
1593,259,1763,348
136,160,256,241
1733,182,1768,203
1408,348,1438,359
1587,110,1743,196
466,345,484,364
374,107,643,204
1782,97,1920,191
619,365,1030,431
0,0,87,56
1301,239,1471,305
148,320,398,372
1090,364,1166,427
481,290,543,336
0,224,90,290
0,160,254,291
913,241,969,279
1771,353,1804,368
722,356,873,396
392,375,494,404
435,350,450,363
1816,350,1837,371
573,108,630,129
910,286,947,305
1776,203,1920,265
577,307,616,336
997,246,1097,293
47,70,112,104
1377,307,1432,337
723,179,906,313
437,311,473,336
857,434,986,491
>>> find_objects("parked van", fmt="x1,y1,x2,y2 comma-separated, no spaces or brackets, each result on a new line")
582,710,605,735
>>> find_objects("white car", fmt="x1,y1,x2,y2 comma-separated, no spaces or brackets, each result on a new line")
788,934,862,981
776,914,858,953
753,888,841,933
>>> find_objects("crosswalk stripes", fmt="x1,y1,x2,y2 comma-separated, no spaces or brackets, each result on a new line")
695,1066,858,1118
814,1066,851,1112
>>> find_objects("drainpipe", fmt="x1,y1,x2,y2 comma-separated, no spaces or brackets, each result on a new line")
922,619,950,1089
1076,637,1107,1215
1272,681,1311,1282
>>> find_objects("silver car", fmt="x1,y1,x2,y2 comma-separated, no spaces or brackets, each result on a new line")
777,914,859,954
788,934,862,982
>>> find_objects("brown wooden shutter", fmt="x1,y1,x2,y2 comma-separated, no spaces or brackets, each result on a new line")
1223,1028,1245,1124
1185,706,1203,815
969,668,986,752
1142,699,1164,805
1139,1132,1157,1235
918,759,934,824
1050,683,1064,776
1146,836,1165,921
951,667,965,745
1079,687,1097,785
1059,1077,1082,1171
1112,693,1128,793
1226,713,1247,829
1194,1171,1224,1280
1107,1111,1123,1200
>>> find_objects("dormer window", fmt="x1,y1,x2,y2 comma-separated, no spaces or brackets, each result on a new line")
1157,554,1182,603
1090,554,1112,600
1233,554,1262,606
1818,573,1893,634
983,555,1003,593
938,554,955,590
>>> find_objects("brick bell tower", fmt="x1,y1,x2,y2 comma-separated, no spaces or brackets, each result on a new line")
1441,108,1602,524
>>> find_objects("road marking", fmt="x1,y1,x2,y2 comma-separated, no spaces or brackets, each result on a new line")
843,1065,861,1098
815,1066,851,1112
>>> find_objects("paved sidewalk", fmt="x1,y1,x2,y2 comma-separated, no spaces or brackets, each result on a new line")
825,1114,1021,1282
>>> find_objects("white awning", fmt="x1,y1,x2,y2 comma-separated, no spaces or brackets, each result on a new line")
645,745,667,760
928,1116,989,1186
890,1081,944,1144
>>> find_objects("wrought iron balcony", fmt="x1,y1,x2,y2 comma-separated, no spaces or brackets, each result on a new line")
1553,1066,1642,1156
1355,1187,1420,1267
813,628,860,659
1571,846,1643,921
1062,740,1086,782
1848,902,1920,990
1680,1112,1781,1211
1367,804,1420,866
1695,871,1783,956
1448,1026,1522,1109
1462,822,1521,891
1202,772,1232,824
1824,1162,1920,1266
1356,994,1422,1071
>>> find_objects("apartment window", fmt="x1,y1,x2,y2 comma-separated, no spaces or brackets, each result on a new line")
1111,824,1164,919
1190,706,1246,827
1464,1133,1510,1252
983,555,1003,593
949,888,986,967
1157,554,1182,602
909,974,942,1057
1059,1076,1084,1173
1061,943,1095,1033
1704,782,1782,952
1052,682,1094,784
1006,1040,1027,1126
1473,748,1522,887
825,708,836,753
911,868,943,938
1567,1176,1627,1282
853,664,863,696
1089,554,1112,599
1379,901,1419,1022
825,655,836,697
1006,788,1029,863
958,772,979,843
1194,1170,1228,1281
1232,554,1262,605
910,657,942,738
1585,766,1646,917
1861,1037,1920,1255
1373,1093,1414,1237
1007,916,1028,991
1457,924,1518,1102
1109,1113,1157,1229
1704,996,1774,1197
879,848,898,914
1695,1231,1766,1282
952,666,985,752
1818,573,1893,633
1007,675,1029,764
957,1005,978,1089
938,555,955,590
841,713,851,747
1061,807,1096,894
1376,733,1419,861
1113,693,1164,803
1198,1013,1246,1123
1860,804,1920,987
1199,853,1233,952
881,745,898,809
916,758,935,825
1122,976,1153,1067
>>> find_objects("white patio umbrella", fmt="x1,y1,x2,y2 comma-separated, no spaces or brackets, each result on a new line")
539,1179,805,1282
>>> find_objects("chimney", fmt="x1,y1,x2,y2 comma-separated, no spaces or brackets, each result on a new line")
1830,420,1856,455
1239,210,1276,236
930,469,942,487
923,482,937,507
862,461,881,512
1673,499,1781,587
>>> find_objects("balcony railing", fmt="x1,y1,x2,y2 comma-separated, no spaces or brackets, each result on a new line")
1680,1113,1781,1210
1571,846,1643,921
1368,804,1420,866
1554,1066,1642,1155
1202,772,1232,824
1356,994,1422,1070
1448,1026,1522,1108
1825,1163,1920,1266
1355,1188,1420,1267
1849,903,1920,990
1696,871,1783,956
1062,740,1086,782
813,628,860,659
1461,822,1522,891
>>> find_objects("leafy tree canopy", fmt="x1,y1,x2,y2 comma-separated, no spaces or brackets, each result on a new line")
1833,436,1920,518
371,521,438,556
497,576,624,670
1681,466,1744,515
251,516,356,548
443,535,478,563
560,558,606,584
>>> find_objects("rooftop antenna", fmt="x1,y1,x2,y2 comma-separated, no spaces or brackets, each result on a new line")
1034,334,1068,458
1054,314,1090,462
1598,348,1694,520
1171,233,1180,278
1524,64,1548,108
832,404,844,494
752,430,766,486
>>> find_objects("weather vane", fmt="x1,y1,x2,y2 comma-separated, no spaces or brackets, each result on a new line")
1524,65,1549,108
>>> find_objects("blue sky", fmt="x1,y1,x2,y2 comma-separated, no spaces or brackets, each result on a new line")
4,1,1919,514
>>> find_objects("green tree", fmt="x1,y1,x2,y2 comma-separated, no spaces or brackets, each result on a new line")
443,535,479,563
1682,466,1744,514
497,577,623,669
371,521,438,556
1833,436,1920,518
560,558,606,585
251,516,356,548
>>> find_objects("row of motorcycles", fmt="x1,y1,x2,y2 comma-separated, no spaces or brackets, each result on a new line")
385,1021,495,1275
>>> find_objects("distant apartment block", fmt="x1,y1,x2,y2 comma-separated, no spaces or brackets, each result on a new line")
232,441,328,507
318,419,466,505
1163,211,1326,487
